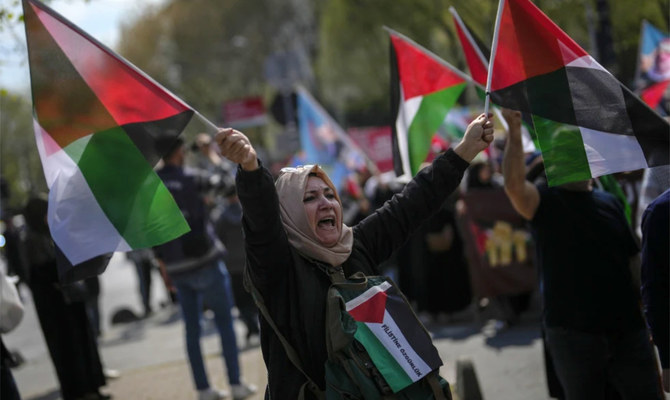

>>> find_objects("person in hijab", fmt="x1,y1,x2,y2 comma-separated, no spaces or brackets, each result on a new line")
215,113,494,399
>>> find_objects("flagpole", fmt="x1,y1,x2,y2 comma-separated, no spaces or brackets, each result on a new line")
484,0,506,117
193,111,221,134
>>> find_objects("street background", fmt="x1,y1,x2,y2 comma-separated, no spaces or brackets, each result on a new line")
3,252,558,400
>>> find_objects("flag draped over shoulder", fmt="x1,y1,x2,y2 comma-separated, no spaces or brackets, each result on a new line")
341,277,442,393
23,0,193,271
488,0,670,186
389,29,468,178
295,86,367,192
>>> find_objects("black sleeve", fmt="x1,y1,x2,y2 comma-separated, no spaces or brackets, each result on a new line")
640,199,670,368
353,149,469,269
235,164,292,289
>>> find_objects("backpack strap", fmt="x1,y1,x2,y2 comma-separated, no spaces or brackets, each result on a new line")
243,267,325,400
426,371,449,400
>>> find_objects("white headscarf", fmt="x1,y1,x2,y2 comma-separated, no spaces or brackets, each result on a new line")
275,165,353,266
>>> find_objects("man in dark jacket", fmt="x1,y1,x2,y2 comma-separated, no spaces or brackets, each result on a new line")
155,138,256,400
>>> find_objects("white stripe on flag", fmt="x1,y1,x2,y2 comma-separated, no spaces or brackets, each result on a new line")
395,87,421,178
346,281,392,311
33,119,63,187
366,310,433,381
36,126,131,264
580,126,648,178
564,54,610,74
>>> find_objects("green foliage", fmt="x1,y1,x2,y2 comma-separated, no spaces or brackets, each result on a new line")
316,0,456,125
0,0,23,32
113,0,668,129
117,0,308,123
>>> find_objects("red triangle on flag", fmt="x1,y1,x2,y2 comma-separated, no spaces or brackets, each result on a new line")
641,80,670,108
452,13,488,86
491,0,587,91
348,290,387,324
390,33,466,100
26,0,190,127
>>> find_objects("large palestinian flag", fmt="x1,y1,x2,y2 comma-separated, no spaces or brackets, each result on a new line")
449,6,538,153
342,277,442,393
489,0,670,186
389,28,469,178
23,0,192,268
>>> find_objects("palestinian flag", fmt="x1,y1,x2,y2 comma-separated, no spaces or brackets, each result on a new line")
23,0,193,269
342,277,442,393
489,0,670,186
389,28,469,178
450,6,538,153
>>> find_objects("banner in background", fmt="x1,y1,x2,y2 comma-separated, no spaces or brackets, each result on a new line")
295,87,368,191
347,126,394,173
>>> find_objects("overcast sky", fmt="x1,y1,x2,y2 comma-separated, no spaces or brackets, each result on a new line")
0,0,165,96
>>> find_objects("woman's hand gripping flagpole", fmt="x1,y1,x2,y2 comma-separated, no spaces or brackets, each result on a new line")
214,128,259,172
454,113,495,163
191,110,259,172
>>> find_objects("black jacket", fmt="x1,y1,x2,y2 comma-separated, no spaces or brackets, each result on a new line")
236,149,469,399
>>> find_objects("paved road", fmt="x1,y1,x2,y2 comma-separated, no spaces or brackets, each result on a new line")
3,252,651,400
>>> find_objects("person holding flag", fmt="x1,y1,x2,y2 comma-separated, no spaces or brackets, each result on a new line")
215,113,493,399
501,108,663,400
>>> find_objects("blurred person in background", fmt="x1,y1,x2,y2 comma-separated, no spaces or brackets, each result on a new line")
18,196,110,400
502,108,662,400
154,138,256,400
125,248,159,317
640,188,670,393
214,187,260,345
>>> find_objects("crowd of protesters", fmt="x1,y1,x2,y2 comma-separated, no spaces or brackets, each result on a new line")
1,108,667,399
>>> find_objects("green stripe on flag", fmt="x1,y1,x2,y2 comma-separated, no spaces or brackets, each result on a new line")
532,115,592,186
408,83,466,174
353,322,413,392
66,126,189,248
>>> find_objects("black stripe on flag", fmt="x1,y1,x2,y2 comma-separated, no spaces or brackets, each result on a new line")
490,68,578,127
492,65,669,168
385,285,442,369
564,66,633,136
122,110,195,167
622,86,670,167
